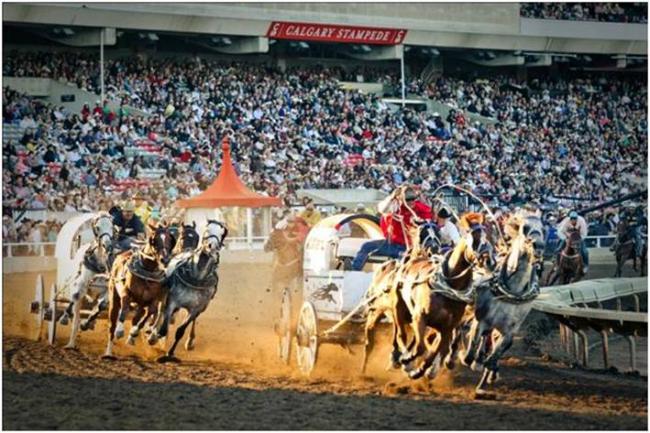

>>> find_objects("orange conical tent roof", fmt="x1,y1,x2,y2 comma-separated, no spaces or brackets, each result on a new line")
176,137,282,208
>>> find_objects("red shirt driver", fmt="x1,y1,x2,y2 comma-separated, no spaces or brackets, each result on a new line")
351,187,432,270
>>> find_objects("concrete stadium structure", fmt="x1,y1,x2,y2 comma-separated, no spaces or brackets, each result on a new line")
4,2,646,57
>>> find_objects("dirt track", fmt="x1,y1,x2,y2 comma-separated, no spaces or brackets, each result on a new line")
3,265,648,430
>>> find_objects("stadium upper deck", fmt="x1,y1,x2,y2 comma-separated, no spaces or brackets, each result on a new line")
4,2,647,56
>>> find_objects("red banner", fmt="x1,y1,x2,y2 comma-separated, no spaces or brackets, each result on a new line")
267,21,407,45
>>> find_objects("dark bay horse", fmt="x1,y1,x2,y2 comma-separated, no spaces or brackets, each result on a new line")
103,224,169,359
613,220,647,277
545,230,584,285
361,222,441,374
394,230,492,380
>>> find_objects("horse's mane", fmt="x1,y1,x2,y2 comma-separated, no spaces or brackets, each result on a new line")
458,212,484,232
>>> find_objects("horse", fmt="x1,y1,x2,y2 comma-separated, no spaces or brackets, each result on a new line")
545,229,584,285
164,221,202,350
60,212,115,349
613,220,647,277
152,220,228,362
102,223,170,359
458,213,544,396
393,228,492,380
171,222,200,255
264,223,304,299
360,221,442,374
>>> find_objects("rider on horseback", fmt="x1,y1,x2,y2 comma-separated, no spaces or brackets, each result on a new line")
612,206,647,257
351,186,432,271
556,210,589,273
112,200,146,251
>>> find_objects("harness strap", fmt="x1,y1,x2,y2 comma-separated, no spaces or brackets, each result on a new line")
427,270,476,303
128,254,166,283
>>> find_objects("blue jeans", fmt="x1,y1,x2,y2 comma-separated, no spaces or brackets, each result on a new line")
351,240,405,271
556,239,589,267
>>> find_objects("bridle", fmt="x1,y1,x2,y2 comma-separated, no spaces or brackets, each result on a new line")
203,220,228,254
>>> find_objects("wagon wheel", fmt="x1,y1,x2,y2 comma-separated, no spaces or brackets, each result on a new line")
30,274,45,341
47,284,58,346
277,288,293,364
295,301,318,376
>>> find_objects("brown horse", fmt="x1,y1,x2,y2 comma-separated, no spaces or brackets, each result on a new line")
103,224,169,359
264,224,305,296
613,220,647,277
545,230,584,285
360,221,439,374
394,229,492,380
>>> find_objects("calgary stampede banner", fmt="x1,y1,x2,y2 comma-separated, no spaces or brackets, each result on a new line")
267,21,407,45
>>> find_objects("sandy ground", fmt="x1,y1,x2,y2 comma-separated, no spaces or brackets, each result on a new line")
2,262,648,430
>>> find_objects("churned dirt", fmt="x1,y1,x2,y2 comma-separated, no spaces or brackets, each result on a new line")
3,265,648,430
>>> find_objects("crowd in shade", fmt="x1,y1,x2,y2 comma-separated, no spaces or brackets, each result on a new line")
520,2,647,23
2,51,647,243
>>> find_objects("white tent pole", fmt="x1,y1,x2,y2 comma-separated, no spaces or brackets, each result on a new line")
246,208,253,249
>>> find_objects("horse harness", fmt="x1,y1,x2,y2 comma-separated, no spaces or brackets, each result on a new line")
479,262,541,304
171,253,220,292
83,245,110,274
126,251,166,283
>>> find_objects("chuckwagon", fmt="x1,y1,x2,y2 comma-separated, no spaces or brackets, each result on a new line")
276,213,395,375
29,212,111,345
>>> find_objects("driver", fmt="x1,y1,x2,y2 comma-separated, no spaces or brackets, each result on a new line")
113,200,145,250
556,210,589,273
351,186,432,271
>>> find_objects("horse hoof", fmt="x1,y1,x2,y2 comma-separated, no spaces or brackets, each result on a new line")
126,336,136,346
63,344,77,351
185,341,195,351
474,389,496,400
425,366,440,380
59,315,69,326
101,354,117,361
147,335,159,346
470,361,483,372
115,329,125,339
487,370,500,384
399,353,414,365
157,355,180,364
408,368,425,380
79,322,89,331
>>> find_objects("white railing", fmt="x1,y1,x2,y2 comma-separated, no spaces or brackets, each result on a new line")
2,242,57,257
584,235,616,248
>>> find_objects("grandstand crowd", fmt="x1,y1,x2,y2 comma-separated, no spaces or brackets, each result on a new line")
2,50,647,244
520,2,647,23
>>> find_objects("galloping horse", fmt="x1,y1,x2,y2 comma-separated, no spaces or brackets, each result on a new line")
394,228,492,380
60,212,115,349
361,221,441,374
545,229,584,285
613,220,647,277
460,213,544,396
103,223,170,359
154,220,228,362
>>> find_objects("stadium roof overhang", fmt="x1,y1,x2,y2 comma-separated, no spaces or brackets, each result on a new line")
4,3,646,55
